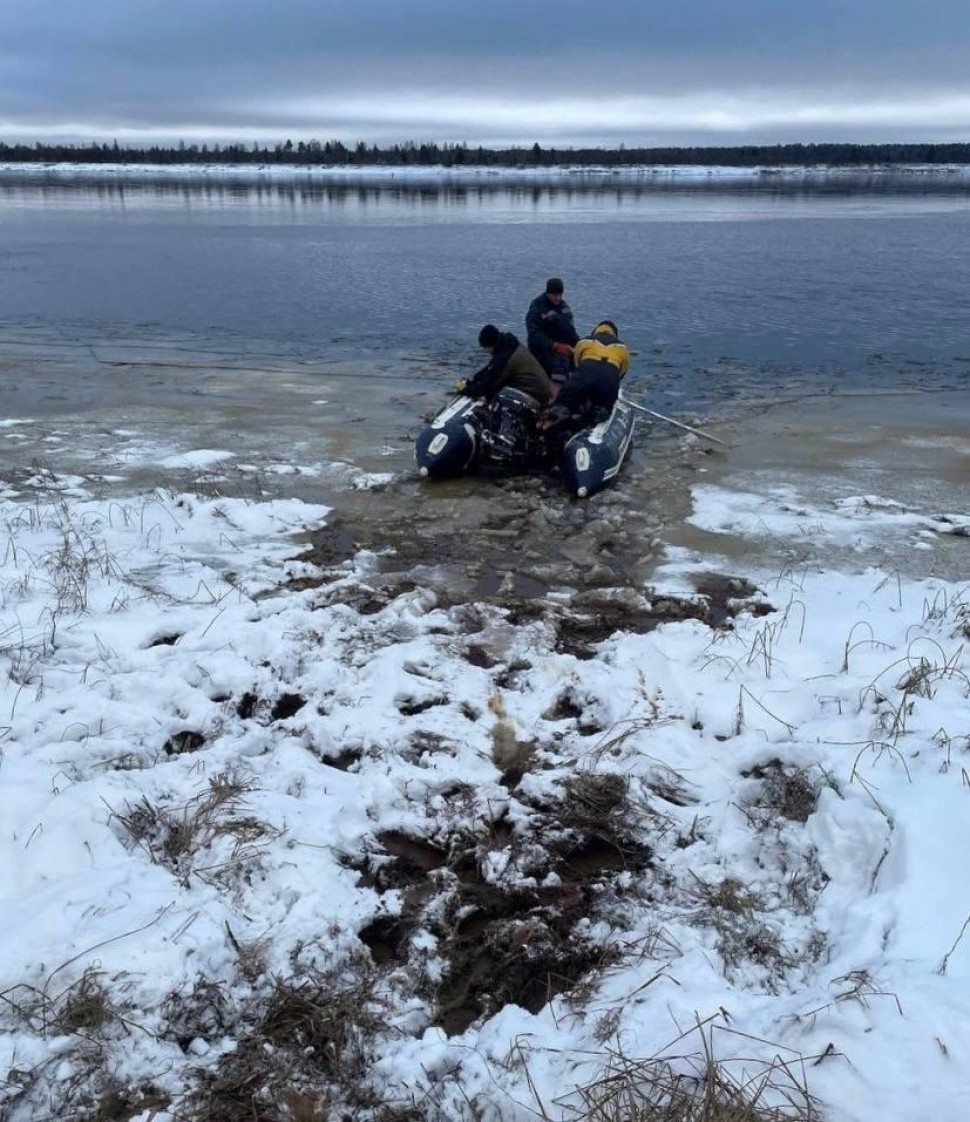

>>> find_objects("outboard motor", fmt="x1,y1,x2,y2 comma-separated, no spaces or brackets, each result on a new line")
484,387,542,469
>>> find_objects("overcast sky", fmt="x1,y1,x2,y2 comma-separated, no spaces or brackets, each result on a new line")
3,0,970,148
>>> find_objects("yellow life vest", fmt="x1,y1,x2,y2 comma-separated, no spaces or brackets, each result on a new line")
573,323,630,377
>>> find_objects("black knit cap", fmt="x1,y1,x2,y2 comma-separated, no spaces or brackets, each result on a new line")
478,323,501,347
545,277,564,294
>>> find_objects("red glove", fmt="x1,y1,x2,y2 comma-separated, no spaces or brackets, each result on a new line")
552,342,573,357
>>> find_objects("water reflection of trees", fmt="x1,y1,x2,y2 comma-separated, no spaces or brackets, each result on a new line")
0,172,968,211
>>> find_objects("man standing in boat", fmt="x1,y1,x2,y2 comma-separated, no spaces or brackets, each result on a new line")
525,277,579,382
541,320,630,428
457,324,553,406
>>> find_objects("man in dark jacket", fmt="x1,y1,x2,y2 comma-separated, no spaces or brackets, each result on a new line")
525,277,580,382
459,324,553,405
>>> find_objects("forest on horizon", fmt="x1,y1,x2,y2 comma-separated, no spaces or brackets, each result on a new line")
2,139,970,168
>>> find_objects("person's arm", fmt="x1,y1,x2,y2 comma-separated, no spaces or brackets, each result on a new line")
525,296,545,340
559,302,580,345
532,305,575,353
465,349,508,399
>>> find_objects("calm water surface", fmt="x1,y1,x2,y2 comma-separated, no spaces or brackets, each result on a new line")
1,171,968,413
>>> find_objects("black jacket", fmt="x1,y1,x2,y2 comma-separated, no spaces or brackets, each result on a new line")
525,293,579,348
466,332,553,404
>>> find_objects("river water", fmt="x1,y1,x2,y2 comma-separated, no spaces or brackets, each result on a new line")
0,167,967,588
2,168,970,414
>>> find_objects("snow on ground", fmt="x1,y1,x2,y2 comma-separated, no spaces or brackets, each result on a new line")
154,450,235,470
0,462,967,1121
3,161,970,183
691,483,970,550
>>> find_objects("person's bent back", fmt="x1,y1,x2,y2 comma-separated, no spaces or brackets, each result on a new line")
552,320,630,421
462,324,553,406
572,321,630,381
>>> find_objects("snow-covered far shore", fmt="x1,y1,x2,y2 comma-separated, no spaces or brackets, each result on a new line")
0,440,968,1120
3,160,970,182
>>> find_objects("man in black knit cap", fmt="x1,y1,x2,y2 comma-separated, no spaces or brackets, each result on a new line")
525,277,579,382
457,324,553,405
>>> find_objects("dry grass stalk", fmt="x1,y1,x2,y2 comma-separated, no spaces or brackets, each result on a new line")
589,715,677,765
740,763,820,828
564,771,630,820
185,956,394,1122
565,1019,823,1121
557,770,661,859
686,876,792,984
110,771,276,884
0,966,118,1039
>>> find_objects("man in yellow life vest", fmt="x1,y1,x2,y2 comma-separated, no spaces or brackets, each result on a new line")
542,320,630,427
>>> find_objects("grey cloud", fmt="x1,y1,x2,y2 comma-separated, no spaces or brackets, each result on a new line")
2,0,970,144
7,0,967,60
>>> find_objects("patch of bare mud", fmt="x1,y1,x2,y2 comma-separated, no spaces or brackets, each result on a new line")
348,772,658,1035
292,466,772,659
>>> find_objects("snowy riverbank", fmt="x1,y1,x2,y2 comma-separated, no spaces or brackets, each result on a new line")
3,160,970,183
0,420,968,1119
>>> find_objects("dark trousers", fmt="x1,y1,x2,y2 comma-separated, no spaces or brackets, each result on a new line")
527,334,571,383
555,361,621,418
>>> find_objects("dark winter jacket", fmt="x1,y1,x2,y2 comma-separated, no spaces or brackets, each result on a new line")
466,332,553,405
525,293,580,349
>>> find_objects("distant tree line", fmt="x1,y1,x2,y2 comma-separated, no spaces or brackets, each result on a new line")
2,139,970,168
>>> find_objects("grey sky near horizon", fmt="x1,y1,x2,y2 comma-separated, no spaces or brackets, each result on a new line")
3,0,970,148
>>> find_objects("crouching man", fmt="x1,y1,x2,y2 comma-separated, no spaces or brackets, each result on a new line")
541,321,630,428
457,324,554,407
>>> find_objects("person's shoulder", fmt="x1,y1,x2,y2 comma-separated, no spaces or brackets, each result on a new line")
511,342,546,370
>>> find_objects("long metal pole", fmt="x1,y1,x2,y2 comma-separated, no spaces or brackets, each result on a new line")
620,396,729,446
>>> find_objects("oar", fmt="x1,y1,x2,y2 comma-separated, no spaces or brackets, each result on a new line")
620,395,729,446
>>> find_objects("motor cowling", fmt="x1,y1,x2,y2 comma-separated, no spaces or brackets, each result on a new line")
486,388,542,466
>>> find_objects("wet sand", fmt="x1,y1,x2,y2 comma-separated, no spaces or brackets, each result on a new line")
1,330,967,595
